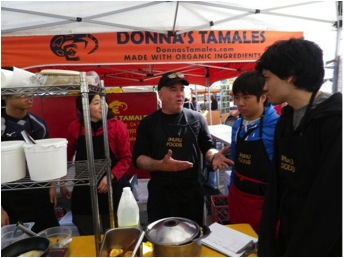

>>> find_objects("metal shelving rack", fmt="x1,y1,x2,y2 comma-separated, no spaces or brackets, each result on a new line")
220,82,231,123
1,72,112,256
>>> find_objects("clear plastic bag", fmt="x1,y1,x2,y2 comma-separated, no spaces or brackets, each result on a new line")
30,71,100,86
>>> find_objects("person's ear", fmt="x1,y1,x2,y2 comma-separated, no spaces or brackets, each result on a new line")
158,90,163,100
286,76,294,84
260,93,267,103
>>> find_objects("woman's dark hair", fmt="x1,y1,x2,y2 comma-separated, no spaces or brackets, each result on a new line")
232,71,267,105
255,38,324,92
76,94,97,113
76,94,113,120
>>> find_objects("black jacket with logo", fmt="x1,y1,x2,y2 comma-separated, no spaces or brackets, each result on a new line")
258,92,342,256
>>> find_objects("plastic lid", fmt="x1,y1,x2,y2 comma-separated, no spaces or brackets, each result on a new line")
35,138,67,147
1,141,24,151
145,217,199,245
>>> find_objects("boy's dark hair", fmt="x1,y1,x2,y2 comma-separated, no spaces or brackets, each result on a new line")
232,71,267,105
255,38,324,92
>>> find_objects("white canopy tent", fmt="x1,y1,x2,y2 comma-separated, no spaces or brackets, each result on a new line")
1,1,342,91
1,2,342,254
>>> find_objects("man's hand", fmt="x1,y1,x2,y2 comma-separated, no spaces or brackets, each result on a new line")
49,187,57,209
136,150,193,172
159,149,194,172
60,185,71,200
1,207,9,226
211,146,234,170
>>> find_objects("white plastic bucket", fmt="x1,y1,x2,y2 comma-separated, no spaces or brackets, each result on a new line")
23,138,68,181
1,141,26,183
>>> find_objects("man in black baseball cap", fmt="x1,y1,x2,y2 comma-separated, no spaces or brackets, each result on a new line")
158,72,189,91
133,71,233,225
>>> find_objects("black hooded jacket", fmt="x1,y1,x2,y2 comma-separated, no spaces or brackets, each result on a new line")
258,92,342,257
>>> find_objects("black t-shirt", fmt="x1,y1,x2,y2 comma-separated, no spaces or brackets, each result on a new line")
133,108,214,181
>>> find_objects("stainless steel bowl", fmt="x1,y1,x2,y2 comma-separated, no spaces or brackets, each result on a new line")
99,227,143,257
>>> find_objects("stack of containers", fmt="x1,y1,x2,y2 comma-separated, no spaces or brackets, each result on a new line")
22,138,68,181
1,138,68,183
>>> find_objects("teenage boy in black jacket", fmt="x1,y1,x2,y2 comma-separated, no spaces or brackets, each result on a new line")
256,38,342,257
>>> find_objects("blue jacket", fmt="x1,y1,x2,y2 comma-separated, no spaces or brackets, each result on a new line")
230,105,279,184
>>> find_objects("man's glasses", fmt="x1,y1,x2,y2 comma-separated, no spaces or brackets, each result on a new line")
167,73,185,79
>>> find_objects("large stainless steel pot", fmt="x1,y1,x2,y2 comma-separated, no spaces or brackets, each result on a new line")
145,217,211,257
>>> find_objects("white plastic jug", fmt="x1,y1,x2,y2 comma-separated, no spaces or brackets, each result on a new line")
117,187,140,227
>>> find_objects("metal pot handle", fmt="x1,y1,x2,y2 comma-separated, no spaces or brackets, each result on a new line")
16,221,39,237
193,224,211,241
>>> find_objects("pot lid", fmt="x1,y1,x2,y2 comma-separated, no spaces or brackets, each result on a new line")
145,217,200,246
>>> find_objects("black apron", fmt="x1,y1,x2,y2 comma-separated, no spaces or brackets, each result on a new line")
147,111,204,225
71,121,130,215
275,92,319,254
228,114,272,233
1,117,59,233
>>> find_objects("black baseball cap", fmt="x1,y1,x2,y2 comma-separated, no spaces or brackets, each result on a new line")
158,72,189,90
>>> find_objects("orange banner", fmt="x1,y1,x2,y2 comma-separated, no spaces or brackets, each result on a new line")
1,30,303,68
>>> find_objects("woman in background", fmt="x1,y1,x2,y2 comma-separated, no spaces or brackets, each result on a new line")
60,94,132,235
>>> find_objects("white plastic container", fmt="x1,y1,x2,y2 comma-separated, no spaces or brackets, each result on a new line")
38,226,72,249
1,140,26,183
1,222,35,248
1,69,13,88
23,138,68,181
11,66,35,87
117,187,140,227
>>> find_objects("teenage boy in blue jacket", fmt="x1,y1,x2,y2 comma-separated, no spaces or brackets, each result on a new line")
228,71,279,233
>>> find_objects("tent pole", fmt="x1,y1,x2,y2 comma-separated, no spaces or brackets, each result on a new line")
205,67,212,125
333,1,342,92
194,84,199,112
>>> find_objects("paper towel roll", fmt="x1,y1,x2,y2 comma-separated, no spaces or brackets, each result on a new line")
1,69,13,88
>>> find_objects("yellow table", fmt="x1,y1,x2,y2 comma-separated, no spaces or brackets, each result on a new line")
69,223,258,257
